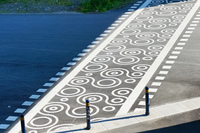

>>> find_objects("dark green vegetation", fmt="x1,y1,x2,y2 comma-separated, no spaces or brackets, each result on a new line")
0,0,138,13
79,0,137,13
0,0,73,6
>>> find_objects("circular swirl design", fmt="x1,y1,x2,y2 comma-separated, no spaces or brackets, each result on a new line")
126,23,143,29
110,38,128,45
66,105,99,118
160,6,179,11
149,18,170,23
70,77,90,86
117,56,140,65
103,106,116,112
120,29,141,35
100,68,124,78
27,113,58,129
158,11,177,16
94,78,121,88
25,1,197,132
145,23,167,30
135,15,153,21
132,64,150,71
148,45,164,51
143,56,154,60
124,78,136,83
111,98,124,104
82,63,108,72
77,93,104,105
112,88,132,97
103,45,126,52
120,48,143,56
131,71,146,78
57,86,86,97
92,56,111,63
134,39,154,46
43,104,64,114
135,32,156,39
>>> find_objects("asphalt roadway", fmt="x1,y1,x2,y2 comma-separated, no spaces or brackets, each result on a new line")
2,0,200,132
0,3,133,131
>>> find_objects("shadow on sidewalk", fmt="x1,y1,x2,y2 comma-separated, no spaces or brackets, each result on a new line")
57,114,146,133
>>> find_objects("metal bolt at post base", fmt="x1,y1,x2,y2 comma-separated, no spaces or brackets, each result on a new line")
86,99,91,130
20,114,26,133
145,86,150,116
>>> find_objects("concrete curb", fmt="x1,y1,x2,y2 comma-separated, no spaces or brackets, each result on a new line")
50,97,200,133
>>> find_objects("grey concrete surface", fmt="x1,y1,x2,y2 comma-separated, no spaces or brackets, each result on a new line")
101,109,200,133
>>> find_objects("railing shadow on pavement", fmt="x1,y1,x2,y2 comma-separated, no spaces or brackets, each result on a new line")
56,114,146,133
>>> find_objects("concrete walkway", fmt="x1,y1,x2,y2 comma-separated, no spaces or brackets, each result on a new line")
48,97,200,132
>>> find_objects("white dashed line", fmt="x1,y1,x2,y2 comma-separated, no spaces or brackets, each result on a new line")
190,24,198,26
185,31,193,33
192,21,199,23
43,83,54,87
36,88,47,93
162,66,172,69
187,27,195,30
0,124,10,129
175,47,183,50
78,53,86,56
180,39,188,41
165,60,175,64
49,77,59,81
155,76,165,80
172,51,181,54
143,95,154,99
117,0,200,116
159,71,169,75
182,34,191,37
29,95,40,99
177,42,186,45
151,82,162,86
6,116,18,122
22,101,33,106
138,101,145,105
56,72,65,76
72,58,81,61
168,56,178,59
14,108,26,113
149,88,158,92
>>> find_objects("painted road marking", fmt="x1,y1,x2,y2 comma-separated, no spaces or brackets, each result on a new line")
116,0,200,116
133,4,200,119
155,76,165,80
151,82,162,86
172,51,181,54
36,88,47,93
6,116,18,122
0,124,9,129
22,101,33,106
166,60,175,64
8,0,200,132
8,0,153,132
29,94,40,99
159,71,168,75
14,108,26,114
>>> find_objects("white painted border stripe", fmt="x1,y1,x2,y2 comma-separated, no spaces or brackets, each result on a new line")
7,0,153,132
116,0,200,116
